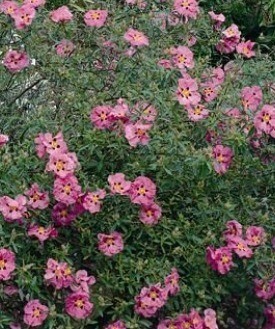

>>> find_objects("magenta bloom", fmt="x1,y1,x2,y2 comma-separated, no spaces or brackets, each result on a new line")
25,183,49,210
241,86,262,111
105,320,127,329
223,24,241,39
254,105,275,138
52,202,77,226
83,189,106,214
0,134,9,148
90,105,112,130
216,24,241,54
133,102,157,123
124,122,152,147
264,304,275,328
53,174,82,205
139,203,162,226
212,144,233,174
23,0,45,8
173,0,200,22
11,4,36,30
177,309,204,329
46,151,78,178
39,131,68,155
23,300,49,327
204,309,218,329
109,98,130,123
108,173,132,195
201,82,219,103
129,176,156,205
254,279,275,300
176,76,201,106
223,220,243,242
84,9,108,28
0,248,16,281
170,46,194,69
227,237,253,258
206,246,234,274
157,318,179,329
0,1,18,16
124,28,149,47
0,195,27,223
186,104,209,122
3,50,29,73
70,270,96,293
56,39,75,57
98,231,124,257
236,40,255,58
246,226,266,246
208,11,225,30
28,225,58,243
65,291,93,319
50,6,73,23
44,258,73,289
164,268,180,296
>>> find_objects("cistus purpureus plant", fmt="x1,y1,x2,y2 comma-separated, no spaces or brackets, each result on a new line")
0,0,274,328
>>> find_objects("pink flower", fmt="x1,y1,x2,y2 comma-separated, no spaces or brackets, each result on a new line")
254,105,275,137
157,319,179,329
25,183,50,210
139,203,162,225
245,226,266,246
227,237,253,258
224,108,241,118
70,270,96,293
241,86,262,111
173,0,200,22
264,304,275,327
176,75,201,106
49,6,73,23
170,46,194,69
108,173,132,195
46,151,78,178
98,231,124,257
129,176,156,205
90,105,112,130
176,310,204,328
39,131,68,155
236,40,255,58
0,1,18,16
124,28,149,47
223,220,242,242
164,268,180,296
206,246,234,274
222,24,241,39
0,134,9,148
105,320,127,329
52,202,77,226
0,195,27,223
254,278,275,300
204,309,218,329
28,225,58,243
187,35,197,47
216,24,241,54
65,292,93,319
84,9,108,28
56,39,75,57
23,300,49,327
23,0,45,8
53,174,82,205
212,144,233,174
109,99,130,123
124,122,152,147
208,11,225,30
201,82,219,102
3,50,30,73
83,189,106,214
44,258,73,289
11,4,36,30
186,104,209,121
0,248,16,281
133,102,158,123
158,59,172,69
3,284,18,296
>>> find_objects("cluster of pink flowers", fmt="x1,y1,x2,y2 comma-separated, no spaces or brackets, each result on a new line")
157,308,219,329
90,99,157,147
135,268,180,318
206,220,266,274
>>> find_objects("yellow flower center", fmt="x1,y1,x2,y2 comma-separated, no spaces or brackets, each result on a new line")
91,12,100,20
221,255,229,264
33,308,41,317
138,187,146,195
181,0,189,7
150,291,157,299
56,160,64,171
63,185,71,194
263,114,270,123
180,89,191,98
178,55,186,63
217,154,224,163
194,106,202,115
0,259,6,270
64,267,71,276
75,299,84,308
38,227,45,234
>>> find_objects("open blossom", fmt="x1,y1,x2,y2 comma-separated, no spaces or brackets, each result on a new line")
129,176,156,205
176,75,201,106
56,39,75,57
204,309,218,329
23,0,45,8
109,98,130,123
23,300,49,327
170,46,194,69
254,278,275,300
11,5,36,30
44,258,73,289
3,50,30,73
241,86,262,111
176,309,204,329
39,131,68,155
84,9,108,28
49,6,73,23
0,0,18,15
65,292,93,319
0,195,27,223
212,144,233,174
246,226,266,246
139,203,162,225
52,202,77,226
124,28,149,47
223,220,242,242
227,237,253,258
201,81,219,103
90,105,112,130
108,173,132,195
105,320,127,329
46,151,78,178
98,232,124,257
157,318,179,329
0,134,9,148
236,40,255,58
28,225,58,243
206,246,234,274
186,104,209,121
70,270,96,293
164,268,180,296
173,0,200,22
216,24,241,54
25,183,49,209
254,105,275,137
208,11,225,30
124,122,152,147
0,248,16,281
53,174,82,205
133,102,157,123
83,189,106,214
